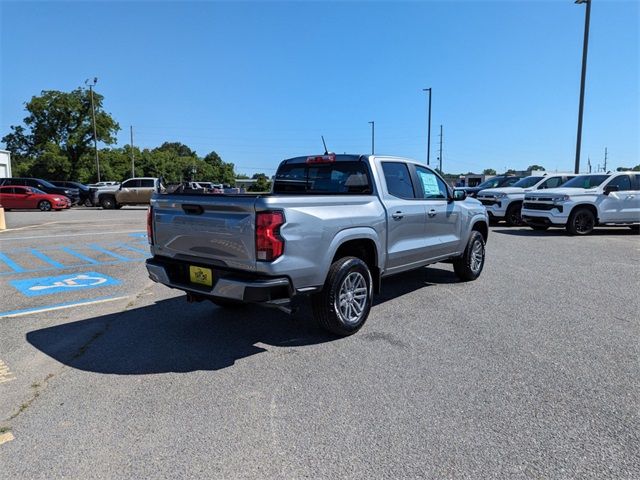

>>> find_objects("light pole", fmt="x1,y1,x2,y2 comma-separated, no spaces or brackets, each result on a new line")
423,88,432,166
85,77,101,182
368,121,375,154
574,0,591,174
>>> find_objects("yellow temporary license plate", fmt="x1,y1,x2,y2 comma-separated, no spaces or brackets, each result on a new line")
189,265,213,287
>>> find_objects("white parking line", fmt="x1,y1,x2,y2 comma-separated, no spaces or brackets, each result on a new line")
0,230,145,242
0,296,129,318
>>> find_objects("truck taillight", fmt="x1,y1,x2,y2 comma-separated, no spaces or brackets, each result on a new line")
256,211,285,261
147,206,154,245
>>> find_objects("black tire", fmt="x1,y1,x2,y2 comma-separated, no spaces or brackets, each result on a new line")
83,198,93,207
488,216,499,226
311,256,373,336
529,225,549,231
210,297,245,308
100,196,116,209
566,207,595,235
38,200,52,212
505,203,523,226
453,231,486,281
629,225,640,233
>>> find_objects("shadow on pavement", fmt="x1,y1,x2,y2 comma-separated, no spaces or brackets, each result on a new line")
26,265,460,375
27,297,335,375
492,227,639,237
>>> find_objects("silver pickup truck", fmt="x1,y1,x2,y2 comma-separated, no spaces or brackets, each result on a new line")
146,154,489,336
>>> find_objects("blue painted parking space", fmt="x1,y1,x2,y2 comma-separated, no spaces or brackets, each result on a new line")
0,241,150,276
10,272,121,297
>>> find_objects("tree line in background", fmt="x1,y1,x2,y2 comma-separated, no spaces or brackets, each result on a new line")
1,88,272,191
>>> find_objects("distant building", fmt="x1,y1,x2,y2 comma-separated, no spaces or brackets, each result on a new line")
0,150,11,178
235,178,258,190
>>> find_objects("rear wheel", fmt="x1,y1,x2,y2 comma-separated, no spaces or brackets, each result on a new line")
100,196,116,209
453,231,486,281
505,203,523,226
566,207,595,235
312,256,373,336
38,200,52,212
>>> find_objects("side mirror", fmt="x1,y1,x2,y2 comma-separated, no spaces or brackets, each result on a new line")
603,184,619,195
453,189,467,201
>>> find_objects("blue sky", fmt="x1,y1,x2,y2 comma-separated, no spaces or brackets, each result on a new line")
1,0,638,175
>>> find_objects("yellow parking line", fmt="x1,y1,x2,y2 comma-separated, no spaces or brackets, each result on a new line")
0,432,15,445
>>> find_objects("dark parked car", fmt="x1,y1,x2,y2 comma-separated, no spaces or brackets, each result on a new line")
0,178,80,205
456,175,524,198
50,180,96,207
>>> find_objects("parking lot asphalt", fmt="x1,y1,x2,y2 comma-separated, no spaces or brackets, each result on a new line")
0,208,639,479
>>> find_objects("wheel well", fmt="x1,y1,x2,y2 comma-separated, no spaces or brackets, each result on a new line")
569,204,598,223
472,221,488,241
332,239,381,293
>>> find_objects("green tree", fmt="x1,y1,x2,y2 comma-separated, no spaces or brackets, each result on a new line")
483,168,497,175
153,142,197,158
2,88,120,180
527,164,545,172
247,173,271,192
617,165,640,172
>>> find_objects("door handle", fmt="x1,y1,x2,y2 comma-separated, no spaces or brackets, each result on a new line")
427,209,437,217
391,211,404,220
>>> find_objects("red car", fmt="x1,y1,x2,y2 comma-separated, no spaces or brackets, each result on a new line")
0,186,70,211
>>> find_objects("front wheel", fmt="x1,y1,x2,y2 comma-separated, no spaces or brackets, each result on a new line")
312,256,373,336
453,231,486,281
38,200,52,212
505,203,523,226
566,207,595,235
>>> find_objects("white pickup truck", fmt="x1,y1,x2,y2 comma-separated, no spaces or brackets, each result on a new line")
476,173,575,226
521,172,640,235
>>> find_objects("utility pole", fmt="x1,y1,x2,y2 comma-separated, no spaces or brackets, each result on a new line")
574,0,592,175
130,126,135,178
85,77,100,182
438,125,443,173
423,88,432,166
368,121,375,154
604,147,608,172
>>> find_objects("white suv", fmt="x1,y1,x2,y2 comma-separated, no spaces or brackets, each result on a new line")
521,172,640,235
476,174,575,226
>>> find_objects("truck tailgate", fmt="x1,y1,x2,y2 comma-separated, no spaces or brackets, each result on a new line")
152,195,259,271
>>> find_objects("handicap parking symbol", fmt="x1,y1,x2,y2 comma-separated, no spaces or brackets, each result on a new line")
10,272,120,297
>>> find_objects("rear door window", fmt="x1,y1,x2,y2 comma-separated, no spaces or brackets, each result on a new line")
140,179,155,188
382,162,416,199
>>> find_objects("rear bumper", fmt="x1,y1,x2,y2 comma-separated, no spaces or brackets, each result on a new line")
146,257,294,304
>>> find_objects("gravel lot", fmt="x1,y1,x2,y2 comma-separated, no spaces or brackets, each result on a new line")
0,208,638,479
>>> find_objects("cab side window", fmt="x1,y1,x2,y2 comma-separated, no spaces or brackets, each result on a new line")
539,177,563,189
121,179,139,188
631,174,640,191
382,162,416,199
140,179,155,188
606,175,631,191
415,166,449,199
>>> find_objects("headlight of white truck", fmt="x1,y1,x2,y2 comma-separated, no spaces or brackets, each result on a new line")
553,195,570,204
